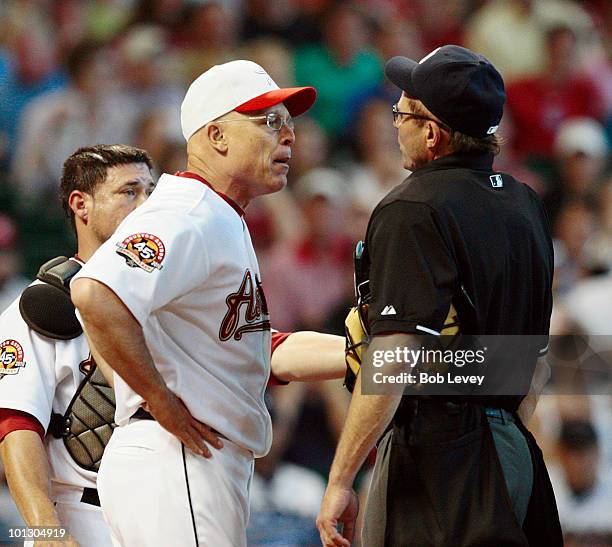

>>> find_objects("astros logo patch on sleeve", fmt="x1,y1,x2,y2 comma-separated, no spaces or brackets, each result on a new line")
116,233,166,272
0,340,26,377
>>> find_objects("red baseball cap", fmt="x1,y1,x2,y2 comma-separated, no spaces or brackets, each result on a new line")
181,60,316,141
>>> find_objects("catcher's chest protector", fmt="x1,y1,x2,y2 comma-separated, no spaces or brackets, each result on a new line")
19,256,116,472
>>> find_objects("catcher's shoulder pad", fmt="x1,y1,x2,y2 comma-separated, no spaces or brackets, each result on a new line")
19,256,83,340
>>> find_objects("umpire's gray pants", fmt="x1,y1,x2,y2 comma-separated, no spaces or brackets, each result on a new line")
362,412,533,546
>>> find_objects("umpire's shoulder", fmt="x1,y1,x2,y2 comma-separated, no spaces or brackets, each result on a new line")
372,171,440,217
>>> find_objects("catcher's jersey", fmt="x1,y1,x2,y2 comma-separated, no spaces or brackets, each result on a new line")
74,172,273,457
0,277,98,489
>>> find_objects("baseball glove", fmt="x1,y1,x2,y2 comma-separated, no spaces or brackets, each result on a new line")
343,303,460,393
344,304,369,392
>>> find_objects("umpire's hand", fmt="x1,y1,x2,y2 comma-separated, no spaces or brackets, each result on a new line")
317,484,359,546
145,388,223,457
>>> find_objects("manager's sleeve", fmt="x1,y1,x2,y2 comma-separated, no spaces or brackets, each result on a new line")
73,213,210,327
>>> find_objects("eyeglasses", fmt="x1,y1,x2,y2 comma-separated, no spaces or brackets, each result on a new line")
392,104,450,132
216,112,295,131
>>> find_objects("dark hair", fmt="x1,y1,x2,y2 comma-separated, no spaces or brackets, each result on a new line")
60,144,153,230
404,97,501,155
449,131,501,156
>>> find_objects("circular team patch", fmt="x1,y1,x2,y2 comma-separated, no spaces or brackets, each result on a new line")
0,340,26,376
116,233,165,272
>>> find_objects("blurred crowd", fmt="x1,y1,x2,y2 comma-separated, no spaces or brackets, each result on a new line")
0,0,610,544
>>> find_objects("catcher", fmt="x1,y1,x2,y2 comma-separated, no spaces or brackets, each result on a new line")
0,145,155,546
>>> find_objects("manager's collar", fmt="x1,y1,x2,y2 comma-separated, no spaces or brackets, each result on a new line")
174,171,245,217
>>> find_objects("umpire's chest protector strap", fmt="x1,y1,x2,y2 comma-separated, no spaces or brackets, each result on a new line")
19,256,83,340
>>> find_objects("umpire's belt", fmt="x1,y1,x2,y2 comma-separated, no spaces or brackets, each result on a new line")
484,406,516,424
130,408,226,439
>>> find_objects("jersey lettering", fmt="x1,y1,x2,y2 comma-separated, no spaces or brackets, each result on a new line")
219,270,270,341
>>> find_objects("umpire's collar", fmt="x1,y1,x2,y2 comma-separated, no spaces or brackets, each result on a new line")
410,152,495,178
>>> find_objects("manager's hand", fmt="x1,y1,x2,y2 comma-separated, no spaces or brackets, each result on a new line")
146,388,223,457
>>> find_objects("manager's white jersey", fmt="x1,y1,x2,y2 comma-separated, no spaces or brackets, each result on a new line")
73,173,273,457
0,276,98,489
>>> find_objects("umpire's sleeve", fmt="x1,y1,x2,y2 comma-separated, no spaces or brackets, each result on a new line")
367,201,458,336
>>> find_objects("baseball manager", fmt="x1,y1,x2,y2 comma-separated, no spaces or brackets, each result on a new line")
72,60,316,546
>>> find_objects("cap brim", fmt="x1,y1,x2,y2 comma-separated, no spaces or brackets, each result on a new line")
235,87,317,117
385,56,419,97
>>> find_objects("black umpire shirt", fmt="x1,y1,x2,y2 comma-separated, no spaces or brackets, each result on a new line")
362,151,554,410
360,151,562,546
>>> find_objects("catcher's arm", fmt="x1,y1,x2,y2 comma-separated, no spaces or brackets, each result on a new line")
1,428,80,543
0,426,62,529
270,331,345,383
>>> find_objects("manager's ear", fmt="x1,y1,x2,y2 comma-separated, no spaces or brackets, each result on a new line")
205,122,228,153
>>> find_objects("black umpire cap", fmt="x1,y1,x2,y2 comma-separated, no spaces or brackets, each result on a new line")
385,45,506,139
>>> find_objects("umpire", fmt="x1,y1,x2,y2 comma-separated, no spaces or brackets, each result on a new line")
317,45,562,546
